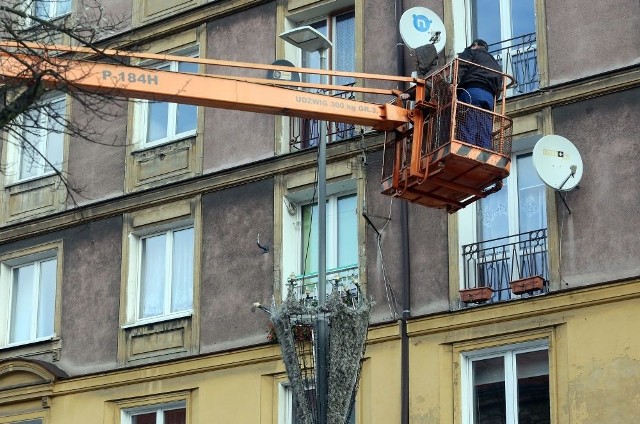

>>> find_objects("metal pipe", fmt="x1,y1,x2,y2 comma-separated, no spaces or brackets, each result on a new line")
394,1,411,424
316,48,329,424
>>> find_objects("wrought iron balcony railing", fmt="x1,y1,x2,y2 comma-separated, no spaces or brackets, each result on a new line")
461,228,548,304
488,32,539,96
289,83,357,150
285,264,360,308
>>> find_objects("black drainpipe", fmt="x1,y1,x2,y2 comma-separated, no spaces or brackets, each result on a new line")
394,1,411,424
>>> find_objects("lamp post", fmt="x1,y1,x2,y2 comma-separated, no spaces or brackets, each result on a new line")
279,25,332,424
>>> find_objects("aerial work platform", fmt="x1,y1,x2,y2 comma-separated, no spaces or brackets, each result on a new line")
381,59,513,213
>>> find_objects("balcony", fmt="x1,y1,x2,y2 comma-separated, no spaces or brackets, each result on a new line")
460,229,548,305
489,33,539,97
286,264,360,308
289,84,357,150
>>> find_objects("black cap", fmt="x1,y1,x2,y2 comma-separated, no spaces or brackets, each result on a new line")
471,39,489,50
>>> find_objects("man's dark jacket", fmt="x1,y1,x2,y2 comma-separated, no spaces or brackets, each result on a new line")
457,48,502,96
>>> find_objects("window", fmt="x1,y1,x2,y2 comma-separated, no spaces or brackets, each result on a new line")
288,10,356,148
458,137,548,301
31,0,71,21
122,401,186,424
129,226,194,323
0,251,58,347
13,96,65,182
282,184,359,302
453,0,539,95
462,341,550,424
134,50,198,148
280,384,355,424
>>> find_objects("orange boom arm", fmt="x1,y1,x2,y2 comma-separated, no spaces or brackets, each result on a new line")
0,51,409,131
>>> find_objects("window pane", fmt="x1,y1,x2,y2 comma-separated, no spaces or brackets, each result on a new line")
334,12,356,86
45,101,65,173
511,0,536,39
37,259,57,338
34,0,50,19
516,350,550,424
302,21,327,85
164,408,186,424
302,203,319,274
517,153,546,234
20,112,42,180
477,177,509,246
171,228,194,313
131,412,156,424
10,264,36,344
337,195,357,268
140,234,167,318
147,101,169,142
471,0,501,46
176,62,198,135
472,356,506,424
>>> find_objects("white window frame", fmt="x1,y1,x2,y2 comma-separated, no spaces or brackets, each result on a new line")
121,401,186,424
5,95,66,185
281,181,359,299
132,47,199,149
451,0,538,96
457,136,546,289
461,340,549,424
279,382,355,424
0,249,58,348
126,224,195,325
26,0,71,24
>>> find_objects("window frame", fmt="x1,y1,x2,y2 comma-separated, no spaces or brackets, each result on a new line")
281,180,359,300
126,223,195,326
26,0,72,24
120,400,187,424
280,5,359,151
0,244,61,349
461,340,550,424
132,47,199,150
457,135,547,291
5,94,67,185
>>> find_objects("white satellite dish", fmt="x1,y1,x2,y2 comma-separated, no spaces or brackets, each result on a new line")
399,7,446,53
532,135,584,191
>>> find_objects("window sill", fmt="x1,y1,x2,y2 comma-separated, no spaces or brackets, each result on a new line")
4,172,59,190
0,336,61,361
133,133,197,154
122,311,193,329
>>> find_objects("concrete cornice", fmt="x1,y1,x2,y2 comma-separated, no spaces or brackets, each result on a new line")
407,278,640,337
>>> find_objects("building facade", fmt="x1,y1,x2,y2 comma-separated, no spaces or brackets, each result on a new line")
0,0,639,423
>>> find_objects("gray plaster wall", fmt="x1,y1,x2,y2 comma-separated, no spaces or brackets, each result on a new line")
94,0,132,35
0,217,123,375
57,217,123,375
363,151,450,323
553,87,640,286
545,0,640,85
200,178,275,353
203,2,277,173
66,98,128,205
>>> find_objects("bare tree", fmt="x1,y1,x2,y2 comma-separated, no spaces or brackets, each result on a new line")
0,0,128,203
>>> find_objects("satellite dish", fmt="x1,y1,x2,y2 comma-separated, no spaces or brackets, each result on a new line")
266,59,300,82
399,7,446,53
532,135,584,191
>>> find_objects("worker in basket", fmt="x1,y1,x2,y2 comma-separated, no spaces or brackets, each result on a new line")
456,39,502,150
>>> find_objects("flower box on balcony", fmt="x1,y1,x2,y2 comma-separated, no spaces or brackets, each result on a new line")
459,286,494,304
510,276,544,295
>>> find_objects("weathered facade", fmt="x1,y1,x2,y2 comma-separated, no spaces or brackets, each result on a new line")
0,0,639,423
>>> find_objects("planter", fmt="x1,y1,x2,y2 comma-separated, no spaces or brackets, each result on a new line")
459,286,494,304
510,276,544,295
